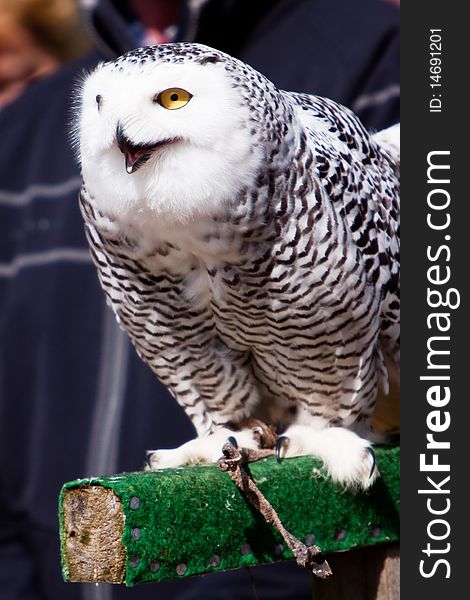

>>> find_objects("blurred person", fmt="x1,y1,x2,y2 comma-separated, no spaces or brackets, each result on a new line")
0,1,399,599
0,0,90,107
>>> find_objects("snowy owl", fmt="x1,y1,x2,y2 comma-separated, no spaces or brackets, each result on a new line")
75,43,400,490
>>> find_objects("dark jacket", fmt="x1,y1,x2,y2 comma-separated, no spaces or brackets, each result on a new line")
0,1,399,598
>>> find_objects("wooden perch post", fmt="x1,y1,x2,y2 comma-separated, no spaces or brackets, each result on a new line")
60,447,399,594
313,543,400,600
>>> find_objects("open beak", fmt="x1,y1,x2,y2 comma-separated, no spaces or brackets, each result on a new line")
116,125,178,174
116,127,155,174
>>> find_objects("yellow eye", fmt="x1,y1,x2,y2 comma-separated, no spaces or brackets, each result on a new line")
156,88,192,110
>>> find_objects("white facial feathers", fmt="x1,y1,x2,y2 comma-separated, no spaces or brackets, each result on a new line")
76,48,264,228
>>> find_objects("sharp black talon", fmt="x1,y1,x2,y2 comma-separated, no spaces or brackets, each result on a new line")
367,447,376,478
275,436,289,463
227,436,238,449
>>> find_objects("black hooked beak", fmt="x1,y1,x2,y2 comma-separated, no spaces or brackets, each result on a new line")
116,125,155,174
116,124,179,174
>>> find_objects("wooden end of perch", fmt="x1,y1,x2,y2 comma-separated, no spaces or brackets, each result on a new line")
61,486,126,584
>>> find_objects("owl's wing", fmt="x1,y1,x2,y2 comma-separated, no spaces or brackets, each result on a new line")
284,91,399,266
284,91,400,377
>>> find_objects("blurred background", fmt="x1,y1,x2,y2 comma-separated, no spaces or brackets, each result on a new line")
0,1,399,598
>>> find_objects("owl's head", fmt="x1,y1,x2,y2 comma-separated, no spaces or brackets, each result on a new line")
75,43,286,227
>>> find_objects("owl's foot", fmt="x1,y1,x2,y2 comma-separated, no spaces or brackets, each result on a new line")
145,427,262,470
275,425,378,490
233,417,277,449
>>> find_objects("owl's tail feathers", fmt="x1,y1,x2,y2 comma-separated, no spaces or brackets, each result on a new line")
373,123,400,164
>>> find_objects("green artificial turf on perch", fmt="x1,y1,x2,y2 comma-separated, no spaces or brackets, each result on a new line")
59,446,399,586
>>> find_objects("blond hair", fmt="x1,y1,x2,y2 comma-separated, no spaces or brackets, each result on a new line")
0,0,91,62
